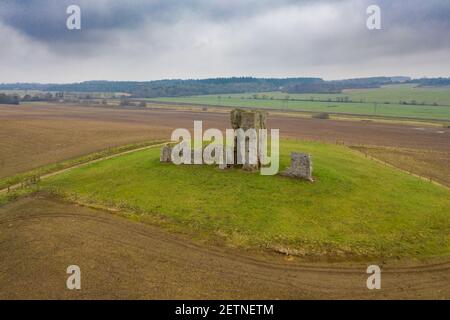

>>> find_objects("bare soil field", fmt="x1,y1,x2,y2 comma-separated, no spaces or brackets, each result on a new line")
0,194,448,300
0,103,170,178
1,102,449,179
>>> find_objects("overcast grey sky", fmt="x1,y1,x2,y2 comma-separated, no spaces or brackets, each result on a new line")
0,0,449,83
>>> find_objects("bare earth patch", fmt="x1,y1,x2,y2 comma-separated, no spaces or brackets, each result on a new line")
0,194,449,299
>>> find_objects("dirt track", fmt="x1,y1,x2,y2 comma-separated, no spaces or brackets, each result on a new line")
1,103,449,178
0,142,168,195
0,195,448,300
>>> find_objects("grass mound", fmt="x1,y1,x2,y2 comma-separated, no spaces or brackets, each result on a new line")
41,140,450,259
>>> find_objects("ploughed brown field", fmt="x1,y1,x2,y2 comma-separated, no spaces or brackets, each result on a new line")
1,102,449,299
0,194,448,299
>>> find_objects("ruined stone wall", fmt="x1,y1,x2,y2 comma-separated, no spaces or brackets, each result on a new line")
282,152,313,181
230,109,267,171
160,109,313,181
230,109,267,130
160,145,172,162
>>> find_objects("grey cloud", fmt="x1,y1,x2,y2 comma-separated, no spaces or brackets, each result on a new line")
0,0,449,82
0,0,300,42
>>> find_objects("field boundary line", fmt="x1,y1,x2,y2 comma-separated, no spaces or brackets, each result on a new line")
351,147,450,190
144,99,450,122
0,142,169,195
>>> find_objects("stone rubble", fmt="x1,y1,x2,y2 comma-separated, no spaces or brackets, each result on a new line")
282,152,314,181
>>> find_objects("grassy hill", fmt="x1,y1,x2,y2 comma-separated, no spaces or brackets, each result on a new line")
40,140,450,259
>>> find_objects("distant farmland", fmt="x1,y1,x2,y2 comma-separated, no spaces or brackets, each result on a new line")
147,84,450,120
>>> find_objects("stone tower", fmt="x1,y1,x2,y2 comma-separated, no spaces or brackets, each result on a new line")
229,109,267,171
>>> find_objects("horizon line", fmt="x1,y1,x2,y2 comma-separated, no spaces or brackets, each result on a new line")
3,75,450,86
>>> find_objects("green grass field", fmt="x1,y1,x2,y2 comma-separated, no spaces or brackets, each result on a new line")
148,84,450,120
241,84,450,106
40,140,450,259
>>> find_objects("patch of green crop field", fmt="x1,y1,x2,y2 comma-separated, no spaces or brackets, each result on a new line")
343,84,450,106
237,84,450,106
148,84,450,120
40,140,450,259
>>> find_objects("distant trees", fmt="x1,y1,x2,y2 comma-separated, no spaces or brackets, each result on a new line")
0,94,19,105
312,112,330,119
283,77,403,94
119,98,145,107
335,97,350,102
34,77,323,98
414,77,450,87
1,77,449,99
119,98,131,106
20,93,55,102
284,83,343,94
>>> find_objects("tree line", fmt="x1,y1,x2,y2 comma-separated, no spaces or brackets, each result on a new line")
0,94,20,105
0,76,449,98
